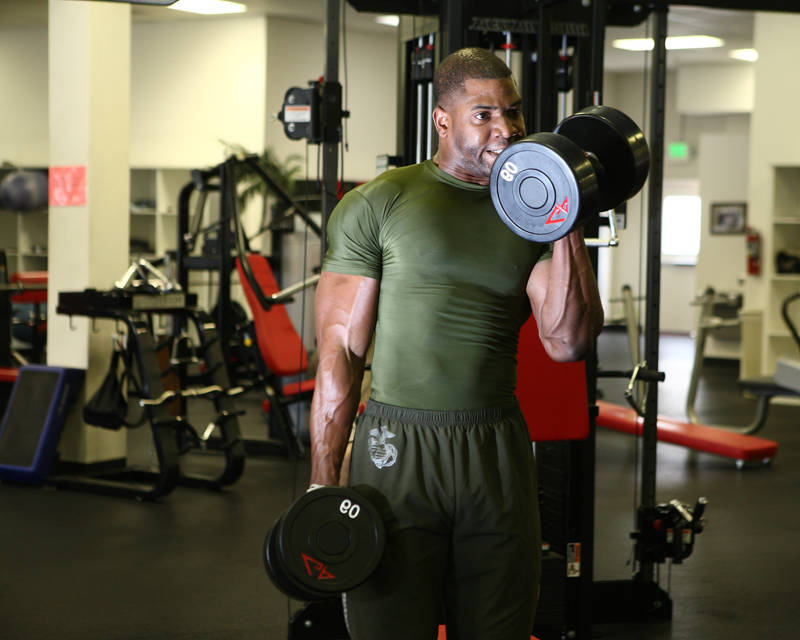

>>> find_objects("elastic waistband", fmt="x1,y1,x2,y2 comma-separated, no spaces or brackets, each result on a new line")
362,399,521,426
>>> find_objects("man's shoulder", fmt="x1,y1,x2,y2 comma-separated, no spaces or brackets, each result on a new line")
354,162,431,202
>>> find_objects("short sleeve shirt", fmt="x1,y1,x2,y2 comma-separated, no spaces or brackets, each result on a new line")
323,159,551,410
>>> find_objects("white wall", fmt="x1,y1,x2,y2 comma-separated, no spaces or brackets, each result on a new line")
677,64,754,115
696,133,749,357
130,16,267,168
0,28,48,166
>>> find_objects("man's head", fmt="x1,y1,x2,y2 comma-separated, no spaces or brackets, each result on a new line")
432,48,526,185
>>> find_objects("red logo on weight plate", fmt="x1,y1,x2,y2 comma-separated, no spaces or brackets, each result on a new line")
302,553,336,580
545,197,569,225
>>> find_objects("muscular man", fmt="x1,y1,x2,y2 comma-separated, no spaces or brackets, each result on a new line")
308,47,604,640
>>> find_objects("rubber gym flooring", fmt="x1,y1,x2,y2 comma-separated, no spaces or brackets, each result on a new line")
1,329,798,640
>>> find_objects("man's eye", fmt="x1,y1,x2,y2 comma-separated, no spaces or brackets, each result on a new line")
507,109,521,119
475,111,490,121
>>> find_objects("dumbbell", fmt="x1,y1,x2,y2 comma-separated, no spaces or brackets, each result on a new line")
263,486,385,601
489,105,650,243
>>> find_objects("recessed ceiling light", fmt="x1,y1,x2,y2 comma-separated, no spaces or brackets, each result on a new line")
729,48,759,62
375,15,400,27
168,0,246,15
612,35,725,52
667,35,724,50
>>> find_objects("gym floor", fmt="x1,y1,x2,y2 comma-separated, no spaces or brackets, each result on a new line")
1,329,798,640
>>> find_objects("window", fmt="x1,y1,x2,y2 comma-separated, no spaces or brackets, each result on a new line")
661,193,702,265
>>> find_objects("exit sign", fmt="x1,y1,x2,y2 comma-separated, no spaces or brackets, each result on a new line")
668,141,690,161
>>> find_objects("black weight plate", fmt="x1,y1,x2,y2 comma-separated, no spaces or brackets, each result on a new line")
277,487,385,596
490,132,598,243
264,516,328,601
554,105,650,212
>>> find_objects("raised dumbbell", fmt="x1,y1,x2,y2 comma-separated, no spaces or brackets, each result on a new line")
263,486,385,601
489,105,650,243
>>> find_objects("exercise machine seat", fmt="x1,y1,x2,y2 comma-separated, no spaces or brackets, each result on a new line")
596,400,778,462
516,316,589,441
235,254,310,377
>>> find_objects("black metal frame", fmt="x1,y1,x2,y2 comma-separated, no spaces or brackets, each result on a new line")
53,293,245,500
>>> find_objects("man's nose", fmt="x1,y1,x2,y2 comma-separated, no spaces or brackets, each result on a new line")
494,114,518,139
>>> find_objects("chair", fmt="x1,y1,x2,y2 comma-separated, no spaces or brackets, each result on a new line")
235,253,314,457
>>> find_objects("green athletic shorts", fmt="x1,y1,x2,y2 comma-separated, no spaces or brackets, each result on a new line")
343,400,542,640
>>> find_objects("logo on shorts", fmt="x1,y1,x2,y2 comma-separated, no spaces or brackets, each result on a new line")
368,425,398,469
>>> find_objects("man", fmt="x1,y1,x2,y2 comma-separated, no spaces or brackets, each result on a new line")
308,47,604,640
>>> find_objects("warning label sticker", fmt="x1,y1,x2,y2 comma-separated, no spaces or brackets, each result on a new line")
284,105,312,123
567,542,581,578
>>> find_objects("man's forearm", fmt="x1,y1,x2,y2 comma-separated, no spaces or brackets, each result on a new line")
309,351,366,486
533,229,604,362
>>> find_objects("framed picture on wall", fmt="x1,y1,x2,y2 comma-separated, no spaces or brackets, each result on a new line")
710,202,747,235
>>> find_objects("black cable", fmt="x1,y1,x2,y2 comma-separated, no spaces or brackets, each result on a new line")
341,0,350,154
630,13,653,574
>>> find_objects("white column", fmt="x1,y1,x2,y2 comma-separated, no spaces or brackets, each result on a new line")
48,0,130,464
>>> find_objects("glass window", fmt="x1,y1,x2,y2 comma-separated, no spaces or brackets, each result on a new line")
662,194,701,265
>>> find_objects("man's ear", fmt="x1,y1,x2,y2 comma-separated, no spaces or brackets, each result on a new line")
432,106,449,138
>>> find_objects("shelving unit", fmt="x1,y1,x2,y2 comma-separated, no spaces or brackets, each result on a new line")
0,168,49,276
765,167,800,372
1,168,192,279
129,168,192,259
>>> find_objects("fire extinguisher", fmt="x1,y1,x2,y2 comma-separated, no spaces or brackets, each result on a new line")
746,227,761,276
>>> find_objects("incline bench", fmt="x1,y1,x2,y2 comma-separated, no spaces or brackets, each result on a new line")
596,400,778,468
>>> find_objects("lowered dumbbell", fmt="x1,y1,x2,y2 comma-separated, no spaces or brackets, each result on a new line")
489,105,650,243
264,486,386,601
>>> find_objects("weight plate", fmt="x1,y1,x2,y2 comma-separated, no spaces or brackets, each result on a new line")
264,515,328,601
554,105,650,212
490,132,598,243
277,487,386,597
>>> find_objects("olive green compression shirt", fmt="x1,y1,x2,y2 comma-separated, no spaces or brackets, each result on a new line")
323,159,551,410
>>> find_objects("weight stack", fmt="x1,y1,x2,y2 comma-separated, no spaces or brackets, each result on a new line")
0,365,85,484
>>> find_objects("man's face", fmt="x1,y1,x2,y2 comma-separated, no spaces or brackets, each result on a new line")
435,76,525,184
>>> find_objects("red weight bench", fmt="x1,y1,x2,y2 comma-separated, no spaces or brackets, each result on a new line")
235,253,314,458
0,368,19,383
10,271,47,305
596,400,778,467
10,271,47,364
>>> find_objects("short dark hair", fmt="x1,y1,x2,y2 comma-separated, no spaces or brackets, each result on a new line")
433,47,512,107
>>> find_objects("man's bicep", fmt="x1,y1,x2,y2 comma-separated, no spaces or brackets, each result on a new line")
315,271,379,360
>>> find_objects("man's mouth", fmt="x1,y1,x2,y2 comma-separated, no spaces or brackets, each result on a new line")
484,147,507,163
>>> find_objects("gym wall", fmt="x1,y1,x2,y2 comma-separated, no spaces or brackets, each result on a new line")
130,16,267,168
0,27,48,167
0,13,398,180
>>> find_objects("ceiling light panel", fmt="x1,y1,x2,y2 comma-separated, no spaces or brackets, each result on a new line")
168,0,247,15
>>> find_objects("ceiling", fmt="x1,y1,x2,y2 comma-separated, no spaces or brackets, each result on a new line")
2,0,757,72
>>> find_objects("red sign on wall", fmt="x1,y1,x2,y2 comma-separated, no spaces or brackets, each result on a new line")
49,166,87,207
